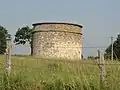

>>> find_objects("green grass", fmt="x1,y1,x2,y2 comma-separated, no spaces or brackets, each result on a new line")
0,55,120,90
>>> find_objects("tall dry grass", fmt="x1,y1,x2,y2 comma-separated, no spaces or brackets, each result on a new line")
0,55,120,90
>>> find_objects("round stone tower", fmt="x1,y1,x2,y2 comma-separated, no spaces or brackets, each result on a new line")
32,22,83,60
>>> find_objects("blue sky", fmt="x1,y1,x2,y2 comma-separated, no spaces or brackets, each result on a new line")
0,0,120,57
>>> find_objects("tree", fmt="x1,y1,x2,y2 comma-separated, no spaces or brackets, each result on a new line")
105,34,120,60
0,25,10,54
87,56,98,60
14,26,33,55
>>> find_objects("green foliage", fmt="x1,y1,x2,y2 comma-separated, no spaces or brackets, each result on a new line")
14,26,33,55
1,73,32,90
105,34,120,60
87,56,99,60
14,26,32,45
47,63,62,72
0,25,10,54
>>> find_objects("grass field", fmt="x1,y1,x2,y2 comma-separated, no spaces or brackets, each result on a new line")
0,55,120,90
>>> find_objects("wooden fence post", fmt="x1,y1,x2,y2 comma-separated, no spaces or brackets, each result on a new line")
6,38,12,76
97,50,106,87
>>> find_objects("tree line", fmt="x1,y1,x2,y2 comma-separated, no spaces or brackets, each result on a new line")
0,25,120,60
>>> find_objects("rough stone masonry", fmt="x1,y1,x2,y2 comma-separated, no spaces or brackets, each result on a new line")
32,22,83,60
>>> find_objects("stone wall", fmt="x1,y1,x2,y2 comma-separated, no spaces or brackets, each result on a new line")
32,22,83,60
